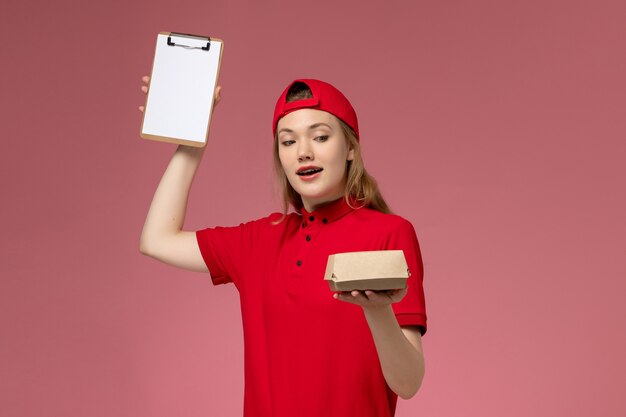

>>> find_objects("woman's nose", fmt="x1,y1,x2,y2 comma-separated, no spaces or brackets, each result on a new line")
297,143,313,161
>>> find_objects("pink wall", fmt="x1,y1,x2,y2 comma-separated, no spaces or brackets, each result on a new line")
2,0,625,416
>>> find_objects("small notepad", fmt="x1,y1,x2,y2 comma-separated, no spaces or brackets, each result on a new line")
140,32,224,147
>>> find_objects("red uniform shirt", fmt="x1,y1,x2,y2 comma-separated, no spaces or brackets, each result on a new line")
196,196,427,417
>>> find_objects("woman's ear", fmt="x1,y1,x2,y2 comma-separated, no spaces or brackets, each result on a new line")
347,147,355,161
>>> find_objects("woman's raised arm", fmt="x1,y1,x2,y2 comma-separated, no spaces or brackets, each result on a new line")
138,75,222,273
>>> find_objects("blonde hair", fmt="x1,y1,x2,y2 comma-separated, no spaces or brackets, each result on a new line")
271,83,392,225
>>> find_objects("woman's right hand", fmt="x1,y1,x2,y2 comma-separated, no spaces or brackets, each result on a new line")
138,75,222,112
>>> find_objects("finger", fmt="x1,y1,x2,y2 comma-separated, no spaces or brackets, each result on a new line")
371,289,399,301
141,86,148,93
142,75,150,83
349,290,370,304
333,291,360,305
393,287,408,297
363,290,386,301
138,106,144,112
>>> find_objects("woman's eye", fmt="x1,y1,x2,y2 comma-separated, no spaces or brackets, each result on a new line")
281,140,295,146
316,135,329,141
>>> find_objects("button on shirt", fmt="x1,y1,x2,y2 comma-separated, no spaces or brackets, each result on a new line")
196,196,427,417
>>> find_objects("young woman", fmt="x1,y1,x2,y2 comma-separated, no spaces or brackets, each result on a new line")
139,78,428,417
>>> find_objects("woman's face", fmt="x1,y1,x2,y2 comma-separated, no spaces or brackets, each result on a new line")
277,109,354,212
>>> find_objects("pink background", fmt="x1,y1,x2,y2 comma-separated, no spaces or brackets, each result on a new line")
2,0,625,416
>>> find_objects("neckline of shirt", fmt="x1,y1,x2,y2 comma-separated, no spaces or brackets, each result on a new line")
299,196,361,227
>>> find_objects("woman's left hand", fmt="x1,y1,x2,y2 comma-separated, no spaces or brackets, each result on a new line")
333,286,408,310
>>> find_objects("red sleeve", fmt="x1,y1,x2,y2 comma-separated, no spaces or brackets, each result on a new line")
385,218,428,336
195,215,273,289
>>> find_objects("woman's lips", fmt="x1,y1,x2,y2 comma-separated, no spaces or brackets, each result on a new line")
298,171,322,181
297,166,322,174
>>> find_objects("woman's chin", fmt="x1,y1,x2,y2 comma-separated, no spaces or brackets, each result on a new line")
289,179,342,202
294,185,326,197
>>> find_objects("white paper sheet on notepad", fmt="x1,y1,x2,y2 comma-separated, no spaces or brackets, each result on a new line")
141,33,222,144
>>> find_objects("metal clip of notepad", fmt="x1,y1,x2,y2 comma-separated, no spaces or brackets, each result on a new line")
167,32,211,51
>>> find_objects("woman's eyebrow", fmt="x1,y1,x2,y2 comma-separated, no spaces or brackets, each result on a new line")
308,123,333,131
278,123,333,134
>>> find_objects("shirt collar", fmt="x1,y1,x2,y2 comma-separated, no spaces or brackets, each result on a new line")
299,196,359,226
